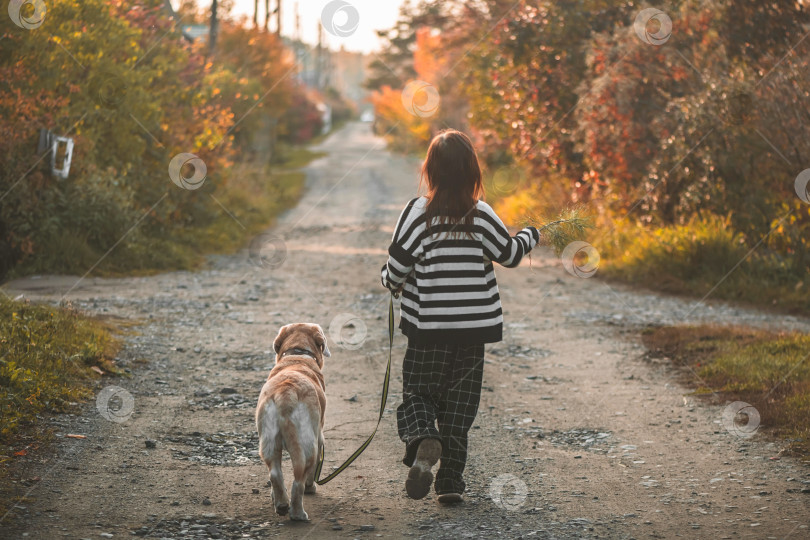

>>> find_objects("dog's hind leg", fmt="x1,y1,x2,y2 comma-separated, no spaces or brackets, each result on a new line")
305,431,324,495
258,402,289,515
268,448,289,516
285,404,318,521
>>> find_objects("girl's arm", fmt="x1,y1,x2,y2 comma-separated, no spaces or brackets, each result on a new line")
478,202,539,268
381,198,421,292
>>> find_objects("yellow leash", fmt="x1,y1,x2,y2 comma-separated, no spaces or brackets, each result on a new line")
314,294,394,485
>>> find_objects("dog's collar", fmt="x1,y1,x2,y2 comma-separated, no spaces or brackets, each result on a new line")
280,347,317,359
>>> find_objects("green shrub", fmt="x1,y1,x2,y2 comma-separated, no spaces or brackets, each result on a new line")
599,214,810,313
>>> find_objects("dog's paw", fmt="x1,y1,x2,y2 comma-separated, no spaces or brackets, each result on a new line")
289,509,309,521
274,503,289,516
304,483,317,495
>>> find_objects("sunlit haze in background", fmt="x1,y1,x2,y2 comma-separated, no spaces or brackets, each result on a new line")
188,0,406,53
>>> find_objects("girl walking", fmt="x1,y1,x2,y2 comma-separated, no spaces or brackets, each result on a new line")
380,129,539,503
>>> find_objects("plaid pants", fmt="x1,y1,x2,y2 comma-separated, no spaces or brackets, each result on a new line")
396,341,485,494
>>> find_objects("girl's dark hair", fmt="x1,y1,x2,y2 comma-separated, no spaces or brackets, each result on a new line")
420,129,485,236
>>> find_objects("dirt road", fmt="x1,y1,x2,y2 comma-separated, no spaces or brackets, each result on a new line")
2,122,809,539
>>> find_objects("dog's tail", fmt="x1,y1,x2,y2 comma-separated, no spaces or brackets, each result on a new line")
278,393,320,483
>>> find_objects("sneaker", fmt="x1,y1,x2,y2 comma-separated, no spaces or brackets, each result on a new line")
405,438,441,500
437,492,463,504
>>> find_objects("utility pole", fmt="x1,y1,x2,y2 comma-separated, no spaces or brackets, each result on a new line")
276,0,282,37
209,0,218,54
294,2,300,41
316,21,322,89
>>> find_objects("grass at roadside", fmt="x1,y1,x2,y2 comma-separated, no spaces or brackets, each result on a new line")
8,148,325,279
642,325,810,459
0,295,121,515
596,215,810,314
0,295,120,441
145,150,325,270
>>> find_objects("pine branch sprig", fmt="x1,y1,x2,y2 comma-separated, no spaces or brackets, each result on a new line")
522,207,594,255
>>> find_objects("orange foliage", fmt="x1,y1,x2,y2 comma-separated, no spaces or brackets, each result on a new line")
413,28,444,83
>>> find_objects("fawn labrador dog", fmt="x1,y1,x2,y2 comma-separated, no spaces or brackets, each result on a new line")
256,323,330,521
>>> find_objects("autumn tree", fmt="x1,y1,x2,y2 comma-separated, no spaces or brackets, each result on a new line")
0,0,320,277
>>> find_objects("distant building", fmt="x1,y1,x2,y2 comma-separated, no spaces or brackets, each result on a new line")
180,24,209,42
286,39,370,110
330,46,371,109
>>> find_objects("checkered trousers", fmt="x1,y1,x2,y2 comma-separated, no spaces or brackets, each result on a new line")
396,341,485,494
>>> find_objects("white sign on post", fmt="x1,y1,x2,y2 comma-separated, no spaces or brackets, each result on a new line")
51,136,74,179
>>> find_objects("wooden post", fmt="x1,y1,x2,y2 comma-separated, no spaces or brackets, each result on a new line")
276,0,282,36
294,2,299,41
316,21,322,89
209,0,218,54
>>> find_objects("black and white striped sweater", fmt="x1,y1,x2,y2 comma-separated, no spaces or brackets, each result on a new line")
381,197,539,344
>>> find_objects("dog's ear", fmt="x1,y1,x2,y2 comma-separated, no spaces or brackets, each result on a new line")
312,324,331,359
273,324,293,355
